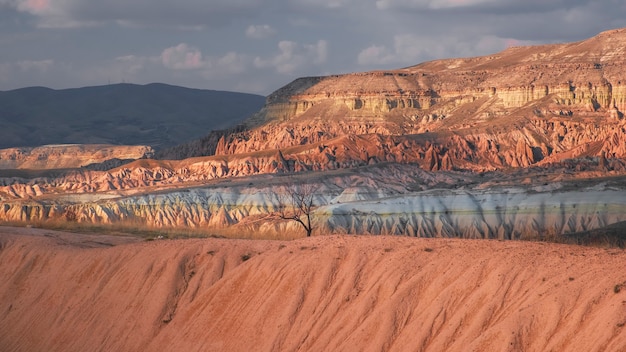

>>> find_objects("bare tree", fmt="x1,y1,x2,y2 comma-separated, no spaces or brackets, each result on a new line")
277,183,318,237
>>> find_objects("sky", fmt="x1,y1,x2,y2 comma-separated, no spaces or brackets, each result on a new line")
1,0,626,95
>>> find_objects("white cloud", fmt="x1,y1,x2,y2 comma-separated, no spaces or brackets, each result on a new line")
1,0,98,28
376,0,499,10
291,0,354,8
213,52,247,75
357,45,394,66
357,34,539,66
245,24,275,39
254,40,328,74
1,0,265,28
161,43,204,70
357,34,428,66
159,44,249,78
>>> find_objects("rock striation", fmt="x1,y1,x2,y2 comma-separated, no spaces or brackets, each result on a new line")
209,28,626,172
1,229,626,351
3,28,626,239
2,163,626,240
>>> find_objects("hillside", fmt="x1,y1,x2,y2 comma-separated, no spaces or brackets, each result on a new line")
207,28,626,171
2,28,626,240
0,83,265,149
1,227,625,351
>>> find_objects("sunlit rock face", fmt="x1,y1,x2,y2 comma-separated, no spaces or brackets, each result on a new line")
0,144,153,170
209,28,626,172
1,161,626,240
3,29,626,239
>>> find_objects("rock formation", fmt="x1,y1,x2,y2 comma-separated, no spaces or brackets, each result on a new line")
2,28,626,239
205,28,626,172
0,144,153,170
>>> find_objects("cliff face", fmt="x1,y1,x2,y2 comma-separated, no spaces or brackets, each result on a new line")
2,169,626,240
211,28,626,171
3,29,626,238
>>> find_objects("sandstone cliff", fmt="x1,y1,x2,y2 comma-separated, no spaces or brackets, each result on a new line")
209,28,626,172
2,29,626,239
2,162,626,240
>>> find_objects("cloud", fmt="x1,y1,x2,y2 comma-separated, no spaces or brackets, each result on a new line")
357,34,538,66
245,24,276,39
161,44,204,70
254,40,328,74
159,43,249,78
16,0,52,14
376,0,498,10
290,0,355,9
1,0,266,28
3,0,626,95
357,45,394,66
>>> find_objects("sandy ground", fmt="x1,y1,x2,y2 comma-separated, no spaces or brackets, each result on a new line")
0,226,625,352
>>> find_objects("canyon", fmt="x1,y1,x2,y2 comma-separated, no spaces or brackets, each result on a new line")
3,27,626,352
1,28,626,242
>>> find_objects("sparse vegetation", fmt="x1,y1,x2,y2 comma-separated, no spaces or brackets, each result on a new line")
522,225,626,249
241,254,251,262
424,247,434,252
0,219,301,241
276,182,319,237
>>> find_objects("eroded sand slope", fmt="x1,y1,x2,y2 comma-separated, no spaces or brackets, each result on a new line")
0,227,625,351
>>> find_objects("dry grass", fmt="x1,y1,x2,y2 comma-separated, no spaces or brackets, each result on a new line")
0,219,304,241
3,218,624,247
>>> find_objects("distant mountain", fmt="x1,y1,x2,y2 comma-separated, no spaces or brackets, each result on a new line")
0,83,266,149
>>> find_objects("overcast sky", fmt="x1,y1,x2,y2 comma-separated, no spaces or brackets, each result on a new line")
1,0,625,95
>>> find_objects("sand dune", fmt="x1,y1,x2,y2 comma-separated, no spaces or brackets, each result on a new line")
1,227,625,351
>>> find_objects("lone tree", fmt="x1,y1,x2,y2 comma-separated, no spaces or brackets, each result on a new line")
277,183,318,237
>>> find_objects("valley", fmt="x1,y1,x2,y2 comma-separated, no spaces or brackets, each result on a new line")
2,29,626,243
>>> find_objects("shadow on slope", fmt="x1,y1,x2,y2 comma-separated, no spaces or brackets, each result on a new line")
563,221,626,248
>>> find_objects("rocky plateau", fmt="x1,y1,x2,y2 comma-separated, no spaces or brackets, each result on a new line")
2,28,626,242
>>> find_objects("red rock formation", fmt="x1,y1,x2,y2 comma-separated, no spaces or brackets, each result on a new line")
0,144,153,170
194,28,626,174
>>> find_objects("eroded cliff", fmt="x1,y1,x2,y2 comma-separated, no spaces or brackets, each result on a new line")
211,28,626,172
2,29,626,240
0,144,153,170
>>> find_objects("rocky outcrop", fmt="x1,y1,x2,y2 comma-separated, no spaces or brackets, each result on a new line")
3,29,626,241
0,144,153,170
201,28,626,172
2,170,626,240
